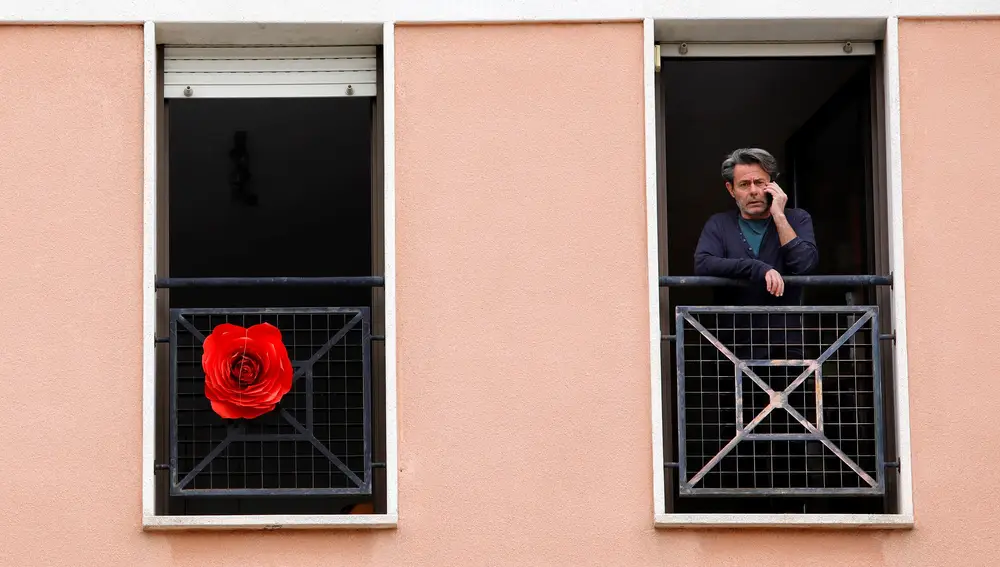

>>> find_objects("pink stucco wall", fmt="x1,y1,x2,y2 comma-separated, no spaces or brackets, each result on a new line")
896,17,1000,556
393,22,650,565
3,18,1000,567
0,25,148,566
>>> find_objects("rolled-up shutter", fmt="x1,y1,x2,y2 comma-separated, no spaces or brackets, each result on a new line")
163,46,377,98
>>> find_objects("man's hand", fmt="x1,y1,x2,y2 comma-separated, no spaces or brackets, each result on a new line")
766,181,799,246
765,269,784,297
765,182,788,217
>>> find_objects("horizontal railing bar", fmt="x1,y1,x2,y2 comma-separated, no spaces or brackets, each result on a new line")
742,359,818,367
173,488,372,497
679,487,883,496
666,332,892,342
679,305,875,313
156,276,384,289
660,274,891,287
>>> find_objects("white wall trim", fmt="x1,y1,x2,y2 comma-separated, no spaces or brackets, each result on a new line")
382,20,399,520
154,23,383,46
141,20,158,520
900,0,1000,17
647,16,915,525
655,513,914,529
139,20,398,529
883,15,915,519
144,514,398,531
643,18,666,520
6,0,1000,24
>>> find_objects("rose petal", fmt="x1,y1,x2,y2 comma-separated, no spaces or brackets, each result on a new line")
247,322,283,342
210,398,274,420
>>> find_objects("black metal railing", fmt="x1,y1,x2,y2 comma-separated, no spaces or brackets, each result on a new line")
156,276,384,289
157,276,381,498
661,275,891,497
660,274,891,288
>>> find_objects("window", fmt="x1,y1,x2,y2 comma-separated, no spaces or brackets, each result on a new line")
650,32,911,526
142,25,396,528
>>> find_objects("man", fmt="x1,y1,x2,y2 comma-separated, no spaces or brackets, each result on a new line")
690,149,824,504
694,147,819,304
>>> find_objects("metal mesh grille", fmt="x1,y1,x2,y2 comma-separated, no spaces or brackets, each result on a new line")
676,306,884,496
169,308,372,496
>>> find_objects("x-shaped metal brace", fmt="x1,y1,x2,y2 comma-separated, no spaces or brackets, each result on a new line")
681,310,877,489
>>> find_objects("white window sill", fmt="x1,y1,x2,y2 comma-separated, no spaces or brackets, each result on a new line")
654,513,913,530
143,514,398,531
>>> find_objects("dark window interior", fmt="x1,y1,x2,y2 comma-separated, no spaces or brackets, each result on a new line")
160,97,379,515
168,97,373,309
660,54,896,514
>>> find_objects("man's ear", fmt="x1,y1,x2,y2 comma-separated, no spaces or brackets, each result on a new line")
725,182,735,198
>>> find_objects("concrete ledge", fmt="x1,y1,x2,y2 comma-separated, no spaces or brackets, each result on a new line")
654,513,914,529
143,514,398,531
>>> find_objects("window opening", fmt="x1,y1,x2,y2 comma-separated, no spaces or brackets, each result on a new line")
154,71,385,516
657,53,897,515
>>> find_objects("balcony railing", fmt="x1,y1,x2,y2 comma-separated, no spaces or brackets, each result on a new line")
156,276,381,498
661,275,892,497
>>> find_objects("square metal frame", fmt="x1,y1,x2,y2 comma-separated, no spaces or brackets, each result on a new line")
168,306,373,497
738,360,823,440
675,305,885,496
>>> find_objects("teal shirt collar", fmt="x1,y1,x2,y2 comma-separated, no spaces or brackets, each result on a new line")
738,216,770,256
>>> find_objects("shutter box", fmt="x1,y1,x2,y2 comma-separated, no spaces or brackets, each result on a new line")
163,46,377,98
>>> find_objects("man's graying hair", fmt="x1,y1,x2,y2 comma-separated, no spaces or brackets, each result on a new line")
721,148,779,184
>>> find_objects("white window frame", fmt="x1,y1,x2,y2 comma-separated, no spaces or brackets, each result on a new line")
643,17,914,529
140,21,398,531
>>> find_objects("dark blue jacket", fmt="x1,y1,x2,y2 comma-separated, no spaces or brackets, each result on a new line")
693,208,819,306
693,208,819,358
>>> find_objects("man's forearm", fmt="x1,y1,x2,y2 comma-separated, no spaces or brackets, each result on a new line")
695,253,772,281
772,212,798,246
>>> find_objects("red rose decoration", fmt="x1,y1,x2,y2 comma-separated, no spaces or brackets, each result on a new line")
201,322,293,419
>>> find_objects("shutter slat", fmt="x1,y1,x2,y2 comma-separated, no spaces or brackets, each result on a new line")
166,46,375,59
166,57,376,73
167,70,375,86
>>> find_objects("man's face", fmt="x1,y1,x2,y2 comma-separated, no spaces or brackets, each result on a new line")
726,163,771,219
